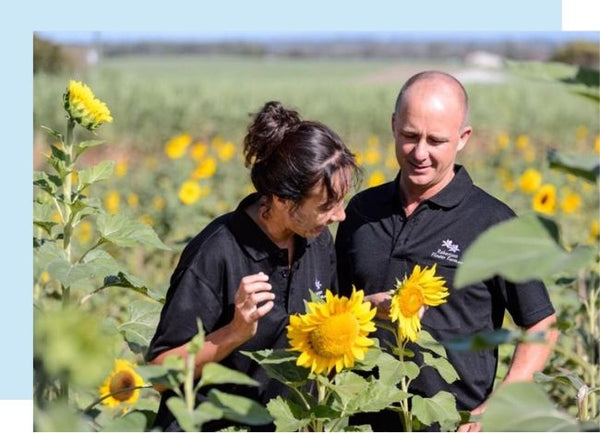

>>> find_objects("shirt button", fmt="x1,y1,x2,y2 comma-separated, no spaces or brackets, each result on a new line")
281,269,289,278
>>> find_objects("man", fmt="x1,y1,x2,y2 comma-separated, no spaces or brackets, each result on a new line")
335,71,558,431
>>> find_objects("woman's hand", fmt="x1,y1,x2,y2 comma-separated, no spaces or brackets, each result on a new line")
230,272,275,342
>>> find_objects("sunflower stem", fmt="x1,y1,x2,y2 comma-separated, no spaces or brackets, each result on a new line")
84,385,152,413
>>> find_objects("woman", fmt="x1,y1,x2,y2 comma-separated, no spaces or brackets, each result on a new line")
147,101,360,431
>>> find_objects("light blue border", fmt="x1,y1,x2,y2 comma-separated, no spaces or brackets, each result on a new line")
4,0,567,401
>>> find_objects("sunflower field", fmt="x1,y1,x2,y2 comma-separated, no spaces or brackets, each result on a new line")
33,54,599,431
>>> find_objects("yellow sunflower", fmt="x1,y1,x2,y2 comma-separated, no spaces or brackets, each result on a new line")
165,133,192,159
63,80,113,130
368,170,386,188
287,288,377,375
390,264,449,342
518,168,542,194
99,359,144,408
532,184,556,215
178,180,202,205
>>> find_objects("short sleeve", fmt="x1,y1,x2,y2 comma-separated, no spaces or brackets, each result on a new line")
146,267,223,361
495,276,555,328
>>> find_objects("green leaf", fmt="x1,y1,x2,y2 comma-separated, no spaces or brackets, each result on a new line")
266,396,311,432
118,300,162,355
439,328,544,352
101,410,149,432
417,329,448,358
207,389,272,426
242,349,309,385
97,214,170,250
75,139,105,158
137,357,185,390
33,201,59,234
332,372,409,415
78,161,115,187
534,369,586,392
411,391,461,431
199,363,259,388
421,352,459,384
103,272,164,303
454,214,595,288
41,125,64,142
193,401,226,429
166,396,198,432
373,350,420,383
481,382,579,431
34,171,62,195
547,149,599,183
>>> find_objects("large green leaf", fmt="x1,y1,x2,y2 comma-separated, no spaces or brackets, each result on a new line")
103,272,164,303
411,391,461,432
421,352,459,384
199,362,259,388
242,349,309,385
454,214,595,288
547,149,600,183
97,214,170,250
207,389,272,426
481,382,579,431
373,350,419,384
118,300,162,355
166,397,199,432
101,410,150,432
331,372,409,415
78,161,115,187
267,396,311,432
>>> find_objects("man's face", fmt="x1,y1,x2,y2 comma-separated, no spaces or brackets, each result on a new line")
392,81,471,198
286,171,348,239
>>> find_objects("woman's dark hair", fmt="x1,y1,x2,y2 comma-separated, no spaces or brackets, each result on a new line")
244,101,361,208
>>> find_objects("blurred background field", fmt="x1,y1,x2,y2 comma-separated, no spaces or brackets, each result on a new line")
33,32,599,430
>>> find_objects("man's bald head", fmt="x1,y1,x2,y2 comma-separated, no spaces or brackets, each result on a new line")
394,71,470,127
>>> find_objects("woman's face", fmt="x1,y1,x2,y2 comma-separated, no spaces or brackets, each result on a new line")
286,171,349,239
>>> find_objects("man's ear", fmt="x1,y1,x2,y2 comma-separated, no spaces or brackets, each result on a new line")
391,112,397,135
457,125,472,151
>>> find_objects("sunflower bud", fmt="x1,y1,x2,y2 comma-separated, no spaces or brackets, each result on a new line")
63,80,113,131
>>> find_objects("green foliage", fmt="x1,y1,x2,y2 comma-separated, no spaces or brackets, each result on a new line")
551,41,600,70
34,35,69,75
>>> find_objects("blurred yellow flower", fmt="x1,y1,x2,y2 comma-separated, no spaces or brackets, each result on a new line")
70,170,79,186
165,133,192,159
152,196,166,210
139,214,154,227
127,193,139,208
515,134,530,150
104,190,120,215
390,264,449,342
191,156,217,179
74,220,93,244
364,147,381,165
503,178,516,192
518,168,542,194
115,160,128,178
367,135,380,147
575,125,588,141
385,153,398,170
178,180,202,205
354,150,364,166
368,171,386,187
287,288,376,375
99,359,144,408
64,80,113,131
39,271,51,284
51,211,62,224
215,141,236,161
496,132,510,150
594,135,600,154
190,142,208,162
560,191,582,214
589,221,599,244
532,184,556,215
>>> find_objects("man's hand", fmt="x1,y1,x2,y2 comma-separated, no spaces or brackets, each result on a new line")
457,404,485,432
230,272,275,342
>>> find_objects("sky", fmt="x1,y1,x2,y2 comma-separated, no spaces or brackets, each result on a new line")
2,0,600,430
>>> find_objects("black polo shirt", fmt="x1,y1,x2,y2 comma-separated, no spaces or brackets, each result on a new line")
335,165,554,428
147,193,337,431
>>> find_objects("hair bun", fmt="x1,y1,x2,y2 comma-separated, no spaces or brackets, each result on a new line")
243,101,301,167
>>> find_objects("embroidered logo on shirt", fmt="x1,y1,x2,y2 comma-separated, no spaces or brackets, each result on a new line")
314,279,324,299
431,239,463,264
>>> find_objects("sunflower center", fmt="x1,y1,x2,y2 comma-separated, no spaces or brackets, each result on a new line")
399,285,425,317
109,371,135,402
540,194,548,205
309,312,359,357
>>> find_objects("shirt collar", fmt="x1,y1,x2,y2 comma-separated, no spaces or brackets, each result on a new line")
390,164,472,210
229,193,311,262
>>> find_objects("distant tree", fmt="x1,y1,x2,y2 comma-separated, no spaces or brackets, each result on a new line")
34,35,67,74
551,41,600,70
